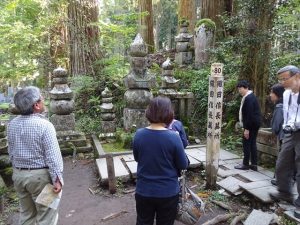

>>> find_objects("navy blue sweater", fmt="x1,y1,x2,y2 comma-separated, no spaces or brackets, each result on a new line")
133,128,188,198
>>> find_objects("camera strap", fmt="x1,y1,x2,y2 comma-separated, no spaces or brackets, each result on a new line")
286,93,300,123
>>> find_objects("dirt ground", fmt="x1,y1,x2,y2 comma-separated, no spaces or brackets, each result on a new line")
3,158,247,225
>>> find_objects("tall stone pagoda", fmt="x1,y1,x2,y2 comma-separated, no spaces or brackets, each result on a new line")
123,34,156,130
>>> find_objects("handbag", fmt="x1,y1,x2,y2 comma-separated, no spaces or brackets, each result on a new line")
176,171,205,225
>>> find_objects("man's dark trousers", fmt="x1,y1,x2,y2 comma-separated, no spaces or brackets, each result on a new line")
243,129,259,166
276,132,300,206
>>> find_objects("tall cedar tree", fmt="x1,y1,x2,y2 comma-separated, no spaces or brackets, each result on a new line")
178,0,196,33
139,0,155,53
68,0,101,77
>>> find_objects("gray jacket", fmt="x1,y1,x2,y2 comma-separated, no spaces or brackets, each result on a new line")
271,103,284,140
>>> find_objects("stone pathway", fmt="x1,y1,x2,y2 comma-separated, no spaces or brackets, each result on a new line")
95,144,299,224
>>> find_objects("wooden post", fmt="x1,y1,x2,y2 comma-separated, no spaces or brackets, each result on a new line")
206,63,224,189
106,154,117,194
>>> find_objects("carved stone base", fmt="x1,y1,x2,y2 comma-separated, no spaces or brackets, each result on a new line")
123,108,149,130
175,52,192,65
101,120,116,133
50,113,75,131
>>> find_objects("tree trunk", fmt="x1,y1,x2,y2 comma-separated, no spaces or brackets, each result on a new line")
178,0,196,33
68,0,101,77
239,0,276,114
200,0,234,37
139,0,155,53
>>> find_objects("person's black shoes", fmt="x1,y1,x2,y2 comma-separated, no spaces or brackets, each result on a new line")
271,179,277,186
269,191,294,204
249,165,258,171
234,164,249,170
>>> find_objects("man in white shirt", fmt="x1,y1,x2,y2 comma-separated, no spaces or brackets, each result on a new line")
270,65,300,217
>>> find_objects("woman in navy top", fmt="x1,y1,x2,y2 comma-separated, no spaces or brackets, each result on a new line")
133,96,188,225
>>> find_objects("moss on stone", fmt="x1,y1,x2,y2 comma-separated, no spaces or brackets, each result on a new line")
195,18,216,31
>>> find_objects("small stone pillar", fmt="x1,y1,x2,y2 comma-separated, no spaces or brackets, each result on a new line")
206,63,224,189
123,34,156,130
175,23,193,66
49,67,75,131
99,87,116,139
194,19,216,69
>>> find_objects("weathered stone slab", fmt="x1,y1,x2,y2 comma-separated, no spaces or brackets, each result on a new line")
278,202,296,211
244,209,275,225
121,154,135,162
239,180,273,190
219,159,241,165
96,157,130,182
60,143,92,155
186,155,202,168
244,186,277,203
186,149,206,163
257,128,277,147
216,176,245,195
257,143,277,156
217,168,249,178
219,149,240,160
284,210,300,223
238,171,271,182
258,169,274,178
125,161,137,178
185,145,206,149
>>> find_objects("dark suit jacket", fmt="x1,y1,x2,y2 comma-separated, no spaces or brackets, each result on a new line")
242,93,262,130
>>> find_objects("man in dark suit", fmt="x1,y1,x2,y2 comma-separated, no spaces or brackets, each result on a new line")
234,80,262,171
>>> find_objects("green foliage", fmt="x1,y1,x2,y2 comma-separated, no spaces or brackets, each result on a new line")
115,128,135,149
178,17,189,26
221,135,242,152
0,0,67,84
102,142,125,153
195,18,216,31
279,217,297,225
174,66,210,134
209,191,227,202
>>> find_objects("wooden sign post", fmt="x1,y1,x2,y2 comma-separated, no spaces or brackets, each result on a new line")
206,63,224,189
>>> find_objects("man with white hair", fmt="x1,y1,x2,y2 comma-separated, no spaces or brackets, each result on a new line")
270,65,300,218
7,86,63,225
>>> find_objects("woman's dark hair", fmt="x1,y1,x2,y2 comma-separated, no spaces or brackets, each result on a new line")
236,80,250,89
145,96,174,125
271,83,285,104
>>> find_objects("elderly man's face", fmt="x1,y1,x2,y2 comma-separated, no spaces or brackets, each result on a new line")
277,71,296,89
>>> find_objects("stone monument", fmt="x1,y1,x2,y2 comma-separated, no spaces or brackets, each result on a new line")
175,22,193,66
99,87,116,139
159,58,193,120
49,67,91,155
194,19,216,69
123,34,156,130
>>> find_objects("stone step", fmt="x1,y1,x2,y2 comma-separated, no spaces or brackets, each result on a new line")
60,143,92,155
56,130,86,141
58,137,87,148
